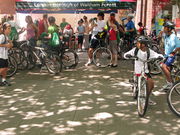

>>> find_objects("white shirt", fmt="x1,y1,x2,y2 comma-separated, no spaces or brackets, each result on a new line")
92,20,106,37
124,48,163,74
0,34,9,59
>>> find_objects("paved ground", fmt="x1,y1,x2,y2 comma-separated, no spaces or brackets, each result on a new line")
0,52,179,135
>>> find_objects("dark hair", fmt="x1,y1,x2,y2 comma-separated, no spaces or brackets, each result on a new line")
97,12,104,18
43,14,48,19
48,16,56,24
83,16,87,20
110,12,115,16
138,22,143,26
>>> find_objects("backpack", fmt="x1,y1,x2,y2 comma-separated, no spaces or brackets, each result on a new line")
134,47,150,60
49,32,60,47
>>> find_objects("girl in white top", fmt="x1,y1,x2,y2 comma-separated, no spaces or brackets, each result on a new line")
0,23,13,86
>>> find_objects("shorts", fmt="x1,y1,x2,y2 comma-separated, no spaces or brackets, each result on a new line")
109,40,118,55
78,35,84,44
89,38,105,49
164,56,175,67
0,58,8,68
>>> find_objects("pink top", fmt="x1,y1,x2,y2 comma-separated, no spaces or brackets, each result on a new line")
26,25,35,40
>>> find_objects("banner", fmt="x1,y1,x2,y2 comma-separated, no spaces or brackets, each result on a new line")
16,1,136,10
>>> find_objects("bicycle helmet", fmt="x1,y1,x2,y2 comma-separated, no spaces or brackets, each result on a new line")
137,36,149,45
163,21,175,29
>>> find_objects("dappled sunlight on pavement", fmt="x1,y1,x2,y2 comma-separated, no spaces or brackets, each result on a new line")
0,56,179,135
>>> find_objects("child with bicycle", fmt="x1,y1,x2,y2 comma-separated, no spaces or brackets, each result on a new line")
124,36,163,105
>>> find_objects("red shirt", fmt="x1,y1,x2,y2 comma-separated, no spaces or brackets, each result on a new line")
38,19,47,36
109,28,117,40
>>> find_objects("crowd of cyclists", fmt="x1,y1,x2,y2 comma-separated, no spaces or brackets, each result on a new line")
0,12,180,115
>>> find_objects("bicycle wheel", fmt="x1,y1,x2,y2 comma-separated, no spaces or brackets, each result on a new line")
172,70,180,83
132,75,138,99
93,47,112,68
7,56,18,78
137,77,149,117
167,81,180,117
62,49,79,69
45,53,62,74
149,59,162,75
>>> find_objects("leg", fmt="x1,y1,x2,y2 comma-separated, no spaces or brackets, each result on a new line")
161,63,172,83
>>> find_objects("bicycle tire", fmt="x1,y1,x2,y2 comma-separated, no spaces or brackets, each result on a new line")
132,76,138,99
149,59,162,75
7,56,18,78
93,47,112,68
137,77,149,117
61,49,79,69
45,53,62,74
167,81,180,117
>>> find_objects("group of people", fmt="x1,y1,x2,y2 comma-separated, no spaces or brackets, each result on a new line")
0,11,180,99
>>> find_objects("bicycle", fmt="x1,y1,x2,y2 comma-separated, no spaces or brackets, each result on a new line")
21,42,61,74
92,38,112,68
167,80,180,117
7,55,18,78
129,56,157,117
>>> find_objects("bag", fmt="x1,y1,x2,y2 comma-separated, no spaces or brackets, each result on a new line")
49,32,60,47
9,27,18,41
134,47,150,60
95,30,107,39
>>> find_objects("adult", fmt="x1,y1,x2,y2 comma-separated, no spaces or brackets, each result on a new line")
122,14,136,49
38,14,48,37
85,12,106,66
83,16,89,50
161,21,180,91
106,12,124,67
25,15,38,47
0,23,13,86
60,18,68,32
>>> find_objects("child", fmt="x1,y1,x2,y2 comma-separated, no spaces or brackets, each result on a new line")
77,20,85,52
0,23,13,86
124,36,163,105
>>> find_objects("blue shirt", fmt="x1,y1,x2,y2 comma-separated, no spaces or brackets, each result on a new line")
125,20,135,31
164,33,180,57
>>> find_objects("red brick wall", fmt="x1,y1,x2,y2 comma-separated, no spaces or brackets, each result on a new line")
0,0,15,14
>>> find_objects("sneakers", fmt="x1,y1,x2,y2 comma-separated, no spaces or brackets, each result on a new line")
149,98,156,105
160,82,173,92
0,81,11,86
85,61,92,67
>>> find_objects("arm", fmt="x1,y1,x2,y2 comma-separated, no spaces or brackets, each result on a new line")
124,48,136,59
149,49,164,59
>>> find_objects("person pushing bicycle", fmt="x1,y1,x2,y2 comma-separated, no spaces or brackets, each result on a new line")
124,36,163,105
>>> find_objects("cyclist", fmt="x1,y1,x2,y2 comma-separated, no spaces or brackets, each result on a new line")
124,36,163,105
0,23,13,86
85,12,106,66
160,21,180,91
122,14,136,49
